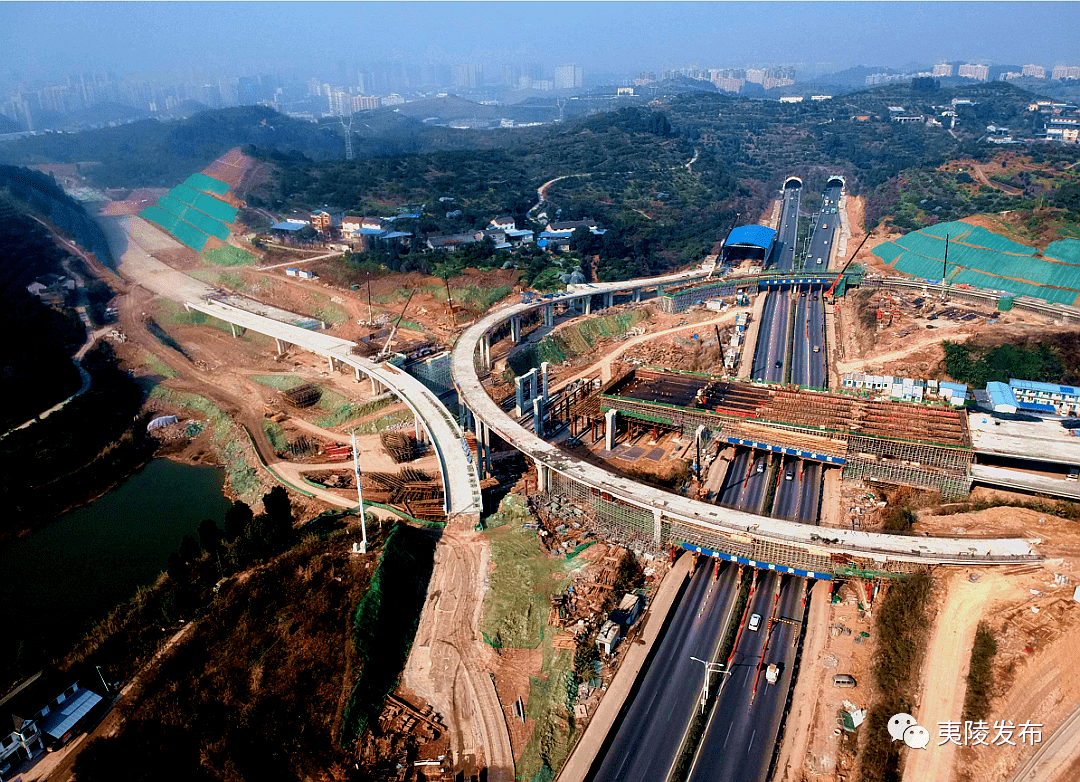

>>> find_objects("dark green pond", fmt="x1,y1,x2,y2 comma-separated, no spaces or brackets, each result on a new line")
0,458,231,674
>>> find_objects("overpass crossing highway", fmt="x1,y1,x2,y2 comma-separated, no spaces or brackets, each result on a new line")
451,270,1039,571
185,299,482,518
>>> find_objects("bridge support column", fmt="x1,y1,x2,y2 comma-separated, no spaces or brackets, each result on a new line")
653,507,663,546
355,367,362,382
633,288,641,303
371,376,386,395
543,304,554,327
481,333,492,372
275,338,286,354
534,457,548,492
230,322,238,338
541,362,550,403
585,296,592,315
533,396,545,437
604,292,613,310
414,417,425,444
515,376,526,418
327,355,335,373
605,408,617,451
511,315,522,344
479,419,491,476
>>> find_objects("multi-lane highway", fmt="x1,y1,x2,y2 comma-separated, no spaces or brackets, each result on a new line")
591,563,741,782
687,573,806,782
773,180,802,272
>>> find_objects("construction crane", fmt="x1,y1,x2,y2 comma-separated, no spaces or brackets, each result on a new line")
824,232,871,303
378,289,415,360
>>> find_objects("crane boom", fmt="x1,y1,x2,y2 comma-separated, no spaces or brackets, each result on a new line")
379,289,415,359
824,232,871,299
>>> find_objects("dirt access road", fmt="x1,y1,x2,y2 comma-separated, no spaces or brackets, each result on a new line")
403,523,515,782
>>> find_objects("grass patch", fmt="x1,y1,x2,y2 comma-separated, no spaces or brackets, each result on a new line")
313,304,349,326
509,309,650,375
142,353,178,380
250,374,306,391
932,496,1080,523
344,409,412,435
202,245,257,266
479,493,578,781
452,284,513,312
261,418,288,453
962,623,998,722
480,493,572,650
316,390,396,428
156,299,236,335
859,573,934,782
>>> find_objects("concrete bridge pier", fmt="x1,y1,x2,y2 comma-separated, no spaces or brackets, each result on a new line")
327,355,336,373
275,337,287,354
652,506,663,546
480,333,492,372
371,376,386,395
603,292,614,310
584,295,593,315
414,416,426,444
535,457,548,492
511,315,522,344
605,408,617,451
541,362,550,403
533,396,545,437
355,366,363,382
515,375,526,418
632,288,642,303
543,304,554,327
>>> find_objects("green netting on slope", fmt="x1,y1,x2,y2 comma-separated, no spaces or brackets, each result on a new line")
181,206,230,240
190,192,238,223
185,172,230,196
1045,239,1080,266
914,221,1037,256
157,194,190,217
170,219,210,251
140,205,180,233
169,183,202,205
872,243,905,265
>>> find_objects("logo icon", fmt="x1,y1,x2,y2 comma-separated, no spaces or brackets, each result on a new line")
889,713,929,749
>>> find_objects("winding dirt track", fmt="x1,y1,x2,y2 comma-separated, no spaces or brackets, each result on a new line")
403,524,515,781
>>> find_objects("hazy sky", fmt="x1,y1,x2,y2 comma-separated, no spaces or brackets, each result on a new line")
4,2,1078,84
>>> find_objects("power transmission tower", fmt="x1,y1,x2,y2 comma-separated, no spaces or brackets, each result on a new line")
340,114,354,160
557,98,567,123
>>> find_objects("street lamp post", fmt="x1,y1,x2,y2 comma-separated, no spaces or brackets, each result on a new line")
689,656,731,713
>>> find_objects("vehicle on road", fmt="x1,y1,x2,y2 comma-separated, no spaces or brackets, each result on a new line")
774,360,782,369
748,613,762,632
813,346,820,353
766,663,779,684
785,468,795,481
756,462,765,474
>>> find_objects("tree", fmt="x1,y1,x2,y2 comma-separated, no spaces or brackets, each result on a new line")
261,486,295,550
197,518,223,554
178,534,202,564
224,501,253,541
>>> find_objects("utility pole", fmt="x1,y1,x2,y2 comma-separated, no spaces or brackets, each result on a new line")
943,233,950,301
444,276,456,326
351,431,367,553
366,271,373,324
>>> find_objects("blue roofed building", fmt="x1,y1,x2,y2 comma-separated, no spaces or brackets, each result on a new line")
986,381,1019,414
1009,379,1080,416
721,225,777,265
938,381,969,407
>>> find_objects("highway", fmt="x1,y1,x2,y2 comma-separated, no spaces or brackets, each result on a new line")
773,181,802,272
688,573,806,782
590,563,740,782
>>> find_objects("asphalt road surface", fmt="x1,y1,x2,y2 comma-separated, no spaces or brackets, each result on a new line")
688,573,808,782
590,562,740,782
772,184,802,272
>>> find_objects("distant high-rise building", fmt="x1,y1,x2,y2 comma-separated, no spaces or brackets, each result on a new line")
958,64,989,81
635,71,657,86
932,63,953,77
554,64,584,90
199,83,222,108
1022,64,1046,79
352,95,381,111
999,72,1022,81
1052,65,1080,80
328,90,350,116
453,63,484,89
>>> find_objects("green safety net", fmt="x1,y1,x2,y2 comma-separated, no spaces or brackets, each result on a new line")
191,192,238,223
169,183,202,205
872,222,1080,305
184,172,230,196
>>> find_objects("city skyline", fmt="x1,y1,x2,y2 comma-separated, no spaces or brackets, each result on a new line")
4,1,1079,87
